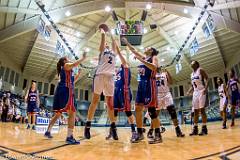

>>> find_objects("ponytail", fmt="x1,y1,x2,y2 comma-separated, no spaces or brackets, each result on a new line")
57,57,66,76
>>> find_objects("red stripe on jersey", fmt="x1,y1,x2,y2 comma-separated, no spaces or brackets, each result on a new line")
123,67,131,111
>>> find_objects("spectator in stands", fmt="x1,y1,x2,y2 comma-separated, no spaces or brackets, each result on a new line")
0,98,2,121
2,93,10,122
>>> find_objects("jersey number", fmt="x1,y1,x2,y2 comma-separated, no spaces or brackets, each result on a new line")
108,56,113,64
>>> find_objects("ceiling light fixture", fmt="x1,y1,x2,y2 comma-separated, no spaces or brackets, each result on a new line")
146,3,152,10
105,6,111,12
65,10,71,17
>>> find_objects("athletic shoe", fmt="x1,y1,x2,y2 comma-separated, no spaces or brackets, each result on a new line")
189,126,198,136
131,133,144,143
222,121,227,129
106,128,118,140
44,131,53,139
160,126,166,133
66,136,80,145
230,120,235,127
26,124,30,129
84,127,91,139
32,125,36,130
199,125,208,136
142,128,146,133
148,132,162,144
111,128,118,140
147,129,154,139
175,126,185,137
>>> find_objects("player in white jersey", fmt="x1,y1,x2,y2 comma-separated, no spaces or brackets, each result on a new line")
217,77,228,129
147,68,185,138
187,61,208,136
84,26,118,140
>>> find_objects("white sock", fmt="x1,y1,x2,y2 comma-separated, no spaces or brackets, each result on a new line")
67,128,73,138
202,123,206,126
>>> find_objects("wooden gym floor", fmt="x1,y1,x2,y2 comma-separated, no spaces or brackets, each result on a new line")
0,120,240,160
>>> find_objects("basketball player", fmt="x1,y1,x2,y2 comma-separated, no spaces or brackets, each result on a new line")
122,37,162,144
25,81,40,130
217,77,228,129
187,61,208,136
226,69,240,127
44,53,86,145
147,68,185,138
106,38,138,142
84,26,118,140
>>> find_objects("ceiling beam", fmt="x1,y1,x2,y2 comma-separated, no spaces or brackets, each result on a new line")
77,14,112,50
0,16,41,43
208,1,240,11
0,6,40,14
22,31,39,73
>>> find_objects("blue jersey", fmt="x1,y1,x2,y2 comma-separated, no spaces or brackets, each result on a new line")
28,89,38,104
228,78,239,95
138,57,156,80
59,67,74,89
115,65,131,90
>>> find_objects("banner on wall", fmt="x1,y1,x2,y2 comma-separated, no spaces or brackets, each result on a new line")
44,25,51,41
176,62,182,74
55,40,65,56
36,18,45,34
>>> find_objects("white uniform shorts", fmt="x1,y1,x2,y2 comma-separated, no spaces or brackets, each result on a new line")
192,89,206,109
157,92,174,110
219,97,227,111
93,74,114,97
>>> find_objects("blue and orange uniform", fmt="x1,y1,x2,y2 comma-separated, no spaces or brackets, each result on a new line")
114,65,132,111
27,89,39,113
53,66,76,112
135,57,157,107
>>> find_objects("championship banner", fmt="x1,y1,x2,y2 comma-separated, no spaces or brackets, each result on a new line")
36,18,45,35
44,25,51,41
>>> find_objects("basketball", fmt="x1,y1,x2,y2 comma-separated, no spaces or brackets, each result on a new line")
99,23,109,32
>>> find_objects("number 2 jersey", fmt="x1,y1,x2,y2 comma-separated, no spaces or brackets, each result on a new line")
95,48,116,76
191,68,205,91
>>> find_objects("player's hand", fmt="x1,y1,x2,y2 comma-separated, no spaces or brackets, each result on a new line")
121,37,128,44
99,28,105,34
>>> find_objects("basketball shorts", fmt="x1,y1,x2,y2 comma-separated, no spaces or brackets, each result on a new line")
114,87,132,111
192,89,206,109
157,92,174,110
27,104,39,113
135,79,157,107
93,74,114,96
219,97,227,111
230,92,240,106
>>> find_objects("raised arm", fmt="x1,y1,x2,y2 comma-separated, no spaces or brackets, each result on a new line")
113,37,128,68
65,52,87,71
165,69,173,85
137,55,158,71
99,28,106,53
74,69,81,84
122,37,145,59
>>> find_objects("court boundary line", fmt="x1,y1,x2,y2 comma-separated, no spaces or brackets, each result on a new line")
190,145,240,160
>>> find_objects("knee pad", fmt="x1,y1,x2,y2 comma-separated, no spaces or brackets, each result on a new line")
114,110,118,117
125,111,132,117
148,107,157,119
167,105,177,120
